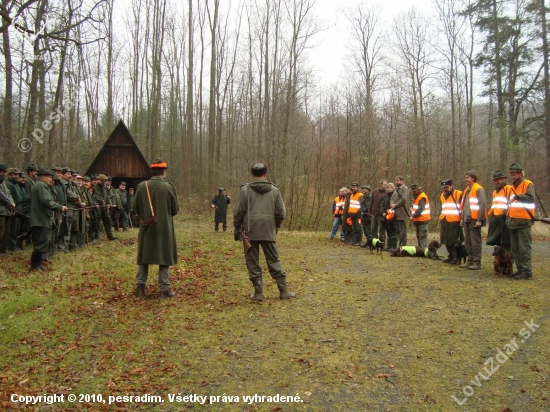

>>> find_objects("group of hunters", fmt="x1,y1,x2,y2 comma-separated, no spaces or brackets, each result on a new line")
330,162,536,280
0,163,135,271
0,158,537,302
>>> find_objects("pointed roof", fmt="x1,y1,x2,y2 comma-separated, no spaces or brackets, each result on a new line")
86,120,150,180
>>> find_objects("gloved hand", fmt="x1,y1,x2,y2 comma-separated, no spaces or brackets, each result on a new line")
234,230,241,241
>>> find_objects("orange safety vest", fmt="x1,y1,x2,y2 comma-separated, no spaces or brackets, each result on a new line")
507,179,535,220
439,189,462,222
460,182,487,220
348,192,363,214
334,196,345,216
488,185,511,216
412,192,430,222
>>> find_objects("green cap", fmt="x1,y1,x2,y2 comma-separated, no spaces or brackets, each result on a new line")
509,162,522,172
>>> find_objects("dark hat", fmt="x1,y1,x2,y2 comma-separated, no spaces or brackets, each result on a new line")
106,176,112,181
351,182,358,187
19,173,27,178
218,187,225,192
361,185,371,190
82,176,91,182
492,170,506,179
509,162,522,172
61,166,71,173
51,165,63,172
129,187,134,191
120,181,127,186
90,174,99,180
71,170,78,176
37,168,54,176
440,179,452,187
150,158,168,169
0,163,7,172
411,183,422,191
26,163,38,171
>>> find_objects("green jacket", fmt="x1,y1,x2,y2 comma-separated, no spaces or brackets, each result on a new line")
133,177,179,265
233,179,285,242
0,178,15,216
30,180,63,228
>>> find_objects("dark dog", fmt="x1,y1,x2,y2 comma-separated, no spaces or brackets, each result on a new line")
492,245,512,276
454,239,468,265
390,240,441,259
363,235,386,254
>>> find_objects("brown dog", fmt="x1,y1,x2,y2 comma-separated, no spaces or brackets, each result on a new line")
492,245,512,276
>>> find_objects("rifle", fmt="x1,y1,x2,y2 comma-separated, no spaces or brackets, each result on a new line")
534,217,550,225
17,227,32,241
240,227,251,253
11,210,30,219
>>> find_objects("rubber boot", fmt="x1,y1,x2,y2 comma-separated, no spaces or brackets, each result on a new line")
136,284,145,298
29,251,45,271
160,290,176,298
276,277,295,299
250,278,263,302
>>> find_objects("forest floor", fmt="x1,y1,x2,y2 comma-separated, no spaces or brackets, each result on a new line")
1,213,549,412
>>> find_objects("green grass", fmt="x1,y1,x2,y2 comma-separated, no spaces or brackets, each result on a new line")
0,214,549,411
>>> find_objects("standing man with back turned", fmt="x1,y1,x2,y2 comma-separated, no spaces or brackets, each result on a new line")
234,163,295,302
133,159,179,298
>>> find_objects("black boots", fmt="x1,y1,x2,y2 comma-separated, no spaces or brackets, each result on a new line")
160,290,176,298
250,278,263,302
276,277,296,299
135,284,145,298
29,251,45,271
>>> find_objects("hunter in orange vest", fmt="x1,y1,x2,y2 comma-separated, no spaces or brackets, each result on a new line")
330,187,347,240
460,170,486,270
347,182,364,245
507,162,535,279
486,170,512,249
439,179,463,263
410,183,430,249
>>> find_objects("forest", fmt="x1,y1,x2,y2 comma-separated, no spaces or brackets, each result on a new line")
1,0,549,229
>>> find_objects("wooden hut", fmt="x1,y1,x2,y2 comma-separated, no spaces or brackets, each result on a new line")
86,120,150,190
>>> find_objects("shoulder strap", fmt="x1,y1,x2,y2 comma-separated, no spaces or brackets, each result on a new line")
246,183,250,234
450,190,461,214
145,181,155,217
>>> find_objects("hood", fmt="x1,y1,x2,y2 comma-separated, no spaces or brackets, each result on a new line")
248,180,273,194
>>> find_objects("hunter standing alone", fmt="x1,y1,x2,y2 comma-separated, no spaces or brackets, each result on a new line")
133,159,179,298
233,163,295,301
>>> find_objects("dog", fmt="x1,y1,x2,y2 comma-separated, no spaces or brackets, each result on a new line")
454,239,468,265
390,240,441,259
492,245,513,276
362,234,386,254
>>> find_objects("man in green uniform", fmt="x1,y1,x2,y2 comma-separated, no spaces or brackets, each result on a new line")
133,159,179,298
5,168,23,251
507,162,536,279
93,174,117,241
116,181,130,231
29,169,67,271
233,163,295,301
211,187,231,231
0,163,15,256
106,177,122,231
